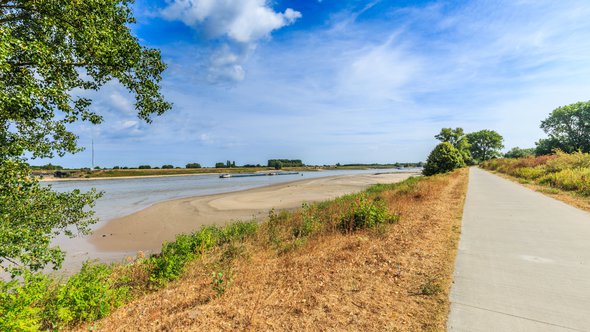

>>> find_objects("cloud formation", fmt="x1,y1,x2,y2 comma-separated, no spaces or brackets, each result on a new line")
161,0,301,82
42,1,590,168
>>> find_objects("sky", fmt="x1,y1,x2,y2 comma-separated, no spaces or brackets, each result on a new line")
41,0,590,168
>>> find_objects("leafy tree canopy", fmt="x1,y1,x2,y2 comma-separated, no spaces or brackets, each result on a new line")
539,100,590,153
504,147,535,159
422,142,465,176
465,130,504,162
434,127,471,164
0,0,171,276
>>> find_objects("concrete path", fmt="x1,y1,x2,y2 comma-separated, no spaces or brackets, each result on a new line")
448,168,590,332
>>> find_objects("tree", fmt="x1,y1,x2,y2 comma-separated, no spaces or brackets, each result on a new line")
422,142,465,176
435,128,472,164
465,130,504,162
274,161,283,170
185,163,201,169
539,101,590,153
535,137,563,156
161,164,174,169
504,147,535,159
1,1,171,275
138,165,151,169
215,162,226,168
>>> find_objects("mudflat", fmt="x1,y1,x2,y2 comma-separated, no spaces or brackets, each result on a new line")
90,172,419,252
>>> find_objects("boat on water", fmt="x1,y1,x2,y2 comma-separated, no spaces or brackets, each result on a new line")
219,171,299,179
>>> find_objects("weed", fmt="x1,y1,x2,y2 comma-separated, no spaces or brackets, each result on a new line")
210,271,233,297
292,203,318,238
418,277,441,296
339,195,399,232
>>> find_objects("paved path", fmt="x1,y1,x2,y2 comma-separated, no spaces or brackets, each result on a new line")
448,168,590,331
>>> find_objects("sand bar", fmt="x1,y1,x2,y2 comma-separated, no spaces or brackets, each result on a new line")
90,171,419,252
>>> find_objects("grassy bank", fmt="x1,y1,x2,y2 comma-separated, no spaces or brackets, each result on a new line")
481,151,590,210
1,169,468,331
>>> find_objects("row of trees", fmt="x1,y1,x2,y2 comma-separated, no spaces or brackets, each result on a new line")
504,101,590,158
424,99,590,174
267,159,305,168
423,128,504,175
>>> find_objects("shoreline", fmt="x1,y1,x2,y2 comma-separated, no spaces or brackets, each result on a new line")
39,171,218,182
89,171,420,253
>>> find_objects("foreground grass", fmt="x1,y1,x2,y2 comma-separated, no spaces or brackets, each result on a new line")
1,169,468,331
481,151,590,211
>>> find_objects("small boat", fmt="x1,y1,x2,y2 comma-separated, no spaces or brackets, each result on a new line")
219,174,232,178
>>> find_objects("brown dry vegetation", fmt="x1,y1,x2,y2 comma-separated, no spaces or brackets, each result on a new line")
76,169,468,332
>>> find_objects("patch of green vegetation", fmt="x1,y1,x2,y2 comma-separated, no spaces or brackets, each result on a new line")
482,151,590,196
339,195,399,232
0,263,129,331
210,271,233,298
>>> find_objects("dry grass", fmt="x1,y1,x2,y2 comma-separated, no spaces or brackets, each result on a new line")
75,169,468,332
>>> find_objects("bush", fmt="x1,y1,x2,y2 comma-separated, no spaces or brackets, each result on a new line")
42,262,129,329
0,273,49,331
539,168,590,195
339,195,399,231
422,142,465,176
148,223,257,286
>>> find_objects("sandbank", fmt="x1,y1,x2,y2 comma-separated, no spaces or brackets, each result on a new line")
90,171,419,252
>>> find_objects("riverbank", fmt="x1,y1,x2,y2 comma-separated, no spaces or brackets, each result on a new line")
39,166,416,182
78,169,467,331
90,171,420,252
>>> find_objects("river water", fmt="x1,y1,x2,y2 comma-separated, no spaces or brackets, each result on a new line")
31,168,416,275
48,169,412,227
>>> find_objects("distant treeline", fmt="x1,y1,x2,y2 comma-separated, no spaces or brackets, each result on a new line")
30,163,64,170
267,159,304,168
342,162,423,167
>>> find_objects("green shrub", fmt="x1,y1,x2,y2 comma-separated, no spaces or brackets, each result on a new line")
42,262,128,329
292,203,318,238
539,168,590,195
511,167,546,180
339,195,399,231
149,227,222,286
0,273,49,332
423,142,465,176
221,221,258,242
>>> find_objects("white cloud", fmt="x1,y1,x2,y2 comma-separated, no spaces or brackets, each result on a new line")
162,0,300,43
339,36,421,102
161,0,301,82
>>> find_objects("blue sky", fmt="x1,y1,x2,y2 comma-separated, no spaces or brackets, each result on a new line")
44,0,590,168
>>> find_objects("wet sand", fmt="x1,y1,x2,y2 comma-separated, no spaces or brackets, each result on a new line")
90,172,419,252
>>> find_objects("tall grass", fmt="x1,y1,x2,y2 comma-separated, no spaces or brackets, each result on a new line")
481,151,590,196
0,175,426,330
